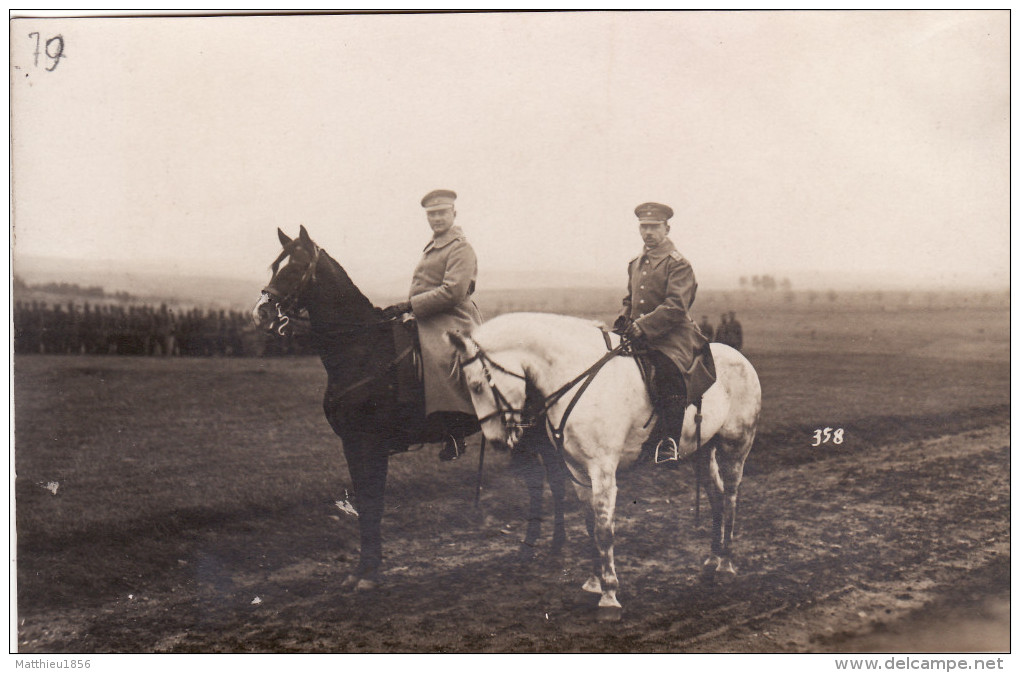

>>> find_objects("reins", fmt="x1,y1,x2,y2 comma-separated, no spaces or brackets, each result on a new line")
262,241,410,399
464,327,623,489
466,327,706,494
330,343,416,401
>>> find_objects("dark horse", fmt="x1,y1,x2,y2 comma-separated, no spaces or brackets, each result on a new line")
251,226,566,590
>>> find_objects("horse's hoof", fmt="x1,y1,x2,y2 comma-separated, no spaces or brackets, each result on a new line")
717,559,738,581
700,558,718,583
341,571,380,592
597,605,623,622
581,576,602,594
714,570,736,585
354,577,379,592
518,542,537,564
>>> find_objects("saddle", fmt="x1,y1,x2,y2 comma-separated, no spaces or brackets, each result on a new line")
633,343,717,466
634,343,717,410
390,318,479,447
392,317,423,408
684,342,718,404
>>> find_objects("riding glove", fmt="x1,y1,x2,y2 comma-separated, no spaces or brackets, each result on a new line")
612,315,632,335
381,302,412,320
623,322,645,345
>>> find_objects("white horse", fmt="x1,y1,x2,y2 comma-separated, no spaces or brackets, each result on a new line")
448,312,761,619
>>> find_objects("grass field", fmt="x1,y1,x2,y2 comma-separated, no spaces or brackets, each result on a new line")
12,295,1011,651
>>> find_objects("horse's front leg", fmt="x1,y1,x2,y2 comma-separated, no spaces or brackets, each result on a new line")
340,431,390,591
538,434,568,555
586,466,622,619
511,446,545,562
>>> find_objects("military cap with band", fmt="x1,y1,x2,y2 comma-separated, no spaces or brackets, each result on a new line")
634,202,674,224
421,189,457,211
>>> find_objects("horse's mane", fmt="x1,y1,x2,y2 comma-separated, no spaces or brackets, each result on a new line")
316,249,376,312
274,230,377,314
472,312,611,367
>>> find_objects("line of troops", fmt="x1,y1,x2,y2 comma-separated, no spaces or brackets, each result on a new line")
13,301,744,357
699,311,743,351
12,300,314,357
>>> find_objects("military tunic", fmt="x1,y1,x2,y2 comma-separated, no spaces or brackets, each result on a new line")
618,237,708,372
409,225,483,416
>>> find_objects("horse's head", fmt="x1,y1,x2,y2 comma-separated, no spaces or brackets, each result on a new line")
448,330,530,450
252,225,321,336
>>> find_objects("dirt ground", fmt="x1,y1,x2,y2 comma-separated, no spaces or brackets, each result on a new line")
17,422,1009,653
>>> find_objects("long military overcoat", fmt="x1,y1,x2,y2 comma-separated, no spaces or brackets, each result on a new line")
409,225,482,416
618,237,708,372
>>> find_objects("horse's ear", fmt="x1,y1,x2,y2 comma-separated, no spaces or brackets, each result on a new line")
298,225,313,247
447,330,470,353
278,228,292,246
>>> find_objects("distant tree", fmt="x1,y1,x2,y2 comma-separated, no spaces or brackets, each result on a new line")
780,277,792,292
739,276,748,290
827,289,838,302
752,275,761,291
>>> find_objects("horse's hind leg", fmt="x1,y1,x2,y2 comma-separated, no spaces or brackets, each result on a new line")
715,430,756,573
696,440,728,578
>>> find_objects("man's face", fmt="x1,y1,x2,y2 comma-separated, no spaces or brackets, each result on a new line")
640,221,669,248
427,207,456,236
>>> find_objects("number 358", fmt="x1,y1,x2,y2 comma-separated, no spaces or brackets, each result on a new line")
811,427,844,446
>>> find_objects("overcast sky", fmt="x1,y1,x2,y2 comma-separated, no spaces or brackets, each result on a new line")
10,11,1010,292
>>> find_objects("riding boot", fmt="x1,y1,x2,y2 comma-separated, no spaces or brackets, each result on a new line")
645,351,687,464
654,394,687,464
439,427,467,462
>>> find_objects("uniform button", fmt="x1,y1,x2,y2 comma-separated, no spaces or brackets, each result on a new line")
639,285,644,289
639,300,645,304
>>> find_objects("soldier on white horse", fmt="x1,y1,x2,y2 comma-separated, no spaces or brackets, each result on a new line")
613,202,715,463
447,201,760,618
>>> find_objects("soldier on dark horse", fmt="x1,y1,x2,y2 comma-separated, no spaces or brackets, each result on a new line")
252,193,566,591
380,189,483,462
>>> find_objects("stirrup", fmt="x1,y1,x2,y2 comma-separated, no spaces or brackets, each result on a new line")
654,437,679,463
439,434,466,462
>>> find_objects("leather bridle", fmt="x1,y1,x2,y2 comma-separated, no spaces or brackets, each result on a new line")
459,328,624,462
458,348,533,444
259,241,322,336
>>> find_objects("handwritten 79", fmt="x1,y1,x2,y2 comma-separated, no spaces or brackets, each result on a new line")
27,32,66,72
